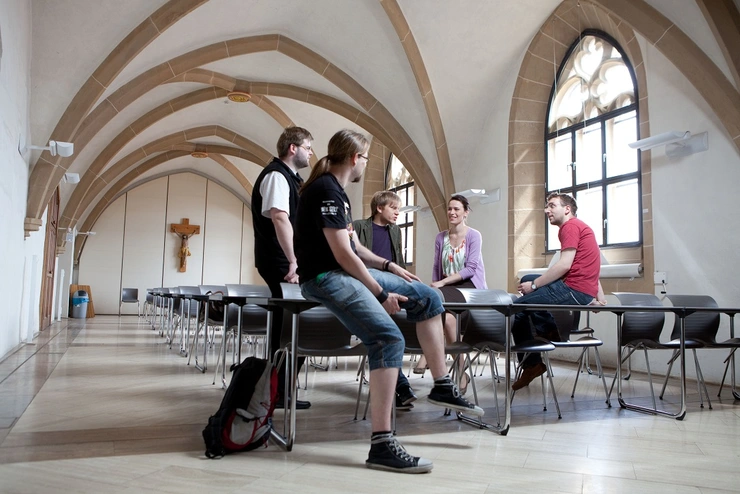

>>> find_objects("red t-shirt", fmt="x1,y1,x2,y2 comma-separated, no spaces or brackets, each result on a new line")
558,217,600,298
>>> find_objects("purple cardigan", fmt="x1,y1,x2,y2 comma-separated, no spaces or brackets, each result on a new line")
432,227,487,289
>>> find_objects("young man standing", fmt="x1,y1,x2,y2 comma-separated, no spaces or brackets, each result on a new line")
296,129,482,474
252,126,313,409
352,191,417,410
511,192,606,390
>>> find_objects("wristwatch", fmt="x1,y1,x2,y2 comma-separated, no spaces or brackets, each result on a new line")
531,282,537,291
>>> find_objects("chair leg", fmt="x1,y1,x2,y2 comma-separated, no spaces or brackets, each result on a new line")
488,350,502,427
542,354,561,418
659,349,680,400
593,347,611,407
718,348,737,397
354,356,368,420
570,348,588,398
692,349,712,409
609,346,637,399
643,348,657,411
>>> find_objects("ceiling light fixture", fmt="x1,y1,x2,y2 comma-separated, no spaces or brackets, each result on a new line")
453,187,501,204
227,91,252,103
628,131,709,158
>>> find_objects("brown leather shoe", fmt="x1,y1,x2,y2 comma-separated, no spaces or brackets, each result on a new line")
512,362,547,391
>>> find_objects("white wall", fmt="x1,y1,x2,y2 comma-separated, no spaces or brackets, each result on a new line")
78,173,260,314
0,0,42,357
77,196,125,314
162,174,207,287
119,178,168,314
202,181,243,285
240,203,259,284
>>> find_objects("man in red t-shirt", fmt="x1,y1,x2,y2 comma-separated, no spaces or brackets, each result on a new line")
511,193,606,390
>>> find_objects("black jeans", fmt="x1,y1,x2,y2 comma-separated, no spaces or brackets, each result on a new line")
512,278,594,368
258,265,306,400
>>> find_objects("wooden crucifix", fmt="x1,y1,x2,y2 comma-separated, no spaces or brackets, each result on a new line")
170,218,200,272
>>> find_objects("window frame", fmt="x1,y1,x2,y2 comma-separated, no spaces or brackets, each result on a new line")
544,30,642,253
385,154,416,267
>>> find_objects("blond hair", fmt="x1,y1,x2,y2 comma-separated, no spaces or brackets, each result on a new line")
370,191,401,218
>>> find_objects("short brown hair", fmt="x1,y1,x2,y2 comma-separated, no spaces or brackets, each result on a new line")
370,191,401,218
276,126,313,159
546,192,578,215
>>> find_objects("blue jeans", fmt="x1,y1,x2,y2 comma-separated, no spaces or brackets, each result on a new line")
301,269,445,371
512,278,594,368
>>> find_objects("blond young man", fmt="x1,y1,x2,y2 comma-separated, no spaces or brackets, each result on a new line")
353,191,416,410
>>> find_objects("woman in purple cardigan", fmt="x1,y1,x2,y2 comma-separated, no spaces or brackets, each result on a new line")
431,195,487,291
414,195,487,389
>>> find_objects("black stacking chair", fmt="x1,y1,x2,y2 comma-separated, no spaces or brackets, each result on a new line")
144,289,155,321
278,283,367,415
549,309,611,406
120,287,140,316
212,284,272,386
459,288,561,422
659,294,722,408
611,292,668,410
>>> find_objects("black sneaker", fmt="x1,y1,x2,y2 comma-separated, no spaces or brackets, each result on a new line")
366,434,433,474
274,398,311,410
396,385,418,407
395,394,414,411
428,379,484,416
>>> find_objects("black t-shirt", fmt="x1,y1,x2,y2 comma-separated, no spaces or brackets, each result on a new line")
296,173,356,282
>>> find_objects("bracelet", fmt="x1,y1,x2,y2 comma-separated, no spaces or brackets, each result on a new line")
376,289,389,304
382,260,391,271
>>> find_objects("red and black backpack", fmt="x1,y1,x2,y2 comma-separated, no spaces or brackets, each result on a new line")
203,356,278,458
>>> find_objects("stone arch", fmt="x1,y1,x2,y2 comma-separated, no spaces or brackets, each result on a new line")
379,0,455,198
62,74,449,235
62,126,270,231
591,0,740,149
59,82,299,234
25,0,208,227
508,0,654,292
28,34,447,232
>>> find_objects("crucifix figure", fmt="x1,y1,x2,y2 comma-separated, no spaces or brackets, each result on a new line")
170,218,200,272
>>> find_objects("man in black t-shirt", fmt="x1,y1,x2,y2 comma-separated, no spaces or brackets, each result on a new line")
295,129,483,475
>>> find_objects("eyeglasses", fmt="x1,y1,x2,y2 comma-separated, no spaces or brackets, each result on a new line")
358,153,369,161
297,144,312,152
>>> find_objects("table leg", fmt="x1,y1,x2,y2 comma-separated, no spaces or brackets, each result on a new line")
455,312,510,436
271,311,298,451
195,303,209,373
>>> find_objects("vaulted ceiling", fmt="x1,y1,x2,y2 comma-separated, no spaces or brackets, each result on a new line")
26,0,563,249
23,0,740,261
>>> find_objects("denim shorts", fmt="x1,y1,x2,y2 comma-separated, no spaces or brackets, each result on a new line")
301,269,445,371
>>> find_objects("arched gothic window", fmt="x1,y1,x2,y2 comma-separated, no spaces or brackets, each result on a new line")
546,31,641,250
386,154,415,266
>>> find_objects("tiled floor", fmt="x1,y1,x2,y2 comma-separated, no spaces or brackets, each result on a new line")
0,316,738,493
